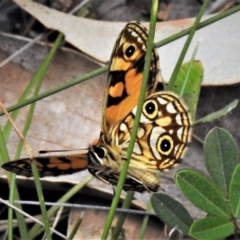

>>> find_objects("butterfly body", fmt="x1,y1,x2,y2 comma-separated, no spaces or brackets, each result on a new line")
1,22,192,193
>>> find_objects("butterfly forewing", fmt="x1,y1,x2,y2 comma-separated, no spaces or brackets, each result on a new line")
103,21,161,131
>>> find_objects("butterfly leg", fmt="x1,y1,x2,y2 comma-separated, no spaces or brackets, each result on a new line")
88,167,117,194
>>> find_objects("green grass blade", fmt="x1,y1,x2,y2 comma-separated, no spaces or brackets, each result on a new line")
0,127,16,240
27,33,64,240
3,77,41,140
195,99,239,125
0,126,29,239
155,4,240,49
178,42,201,97
8,184,30,240
101,0,159,238
138,199,152,240
28,175,93,239
2,33,64,240
111,191,134,240
3,38,65,141
14,33,64,157
0,65,107,117
31,161,52,239
67,213,83,240
166,0,209,90
0,126,10,164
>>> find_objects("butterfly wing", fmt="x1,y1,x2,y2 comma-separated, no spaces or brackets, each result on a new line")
89,89,192,192
116,91,192,171
102,21,161,133
88,165,158,192
93,170,155,192
1,151,88,177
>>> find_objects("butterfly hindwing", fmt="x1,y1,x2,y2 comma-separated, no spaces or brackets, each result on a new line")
114,91,191,171
138,92,191,169
101,91,191,192
2,154,88,177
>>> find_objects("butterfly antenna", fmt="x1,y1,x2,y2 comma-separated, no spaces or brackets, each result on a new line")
39,148,88,154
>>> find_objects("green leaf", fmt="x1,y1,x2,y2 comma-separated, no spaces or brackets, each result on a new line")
204,127,239,195
168,61,203,121
190,217,234,240
229,164,240,218
195,99,238,124
151,193,193,235
174,169,230,218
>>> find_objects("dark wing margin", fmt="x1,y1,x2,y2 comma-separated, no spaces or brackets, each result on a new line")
1,155,88,177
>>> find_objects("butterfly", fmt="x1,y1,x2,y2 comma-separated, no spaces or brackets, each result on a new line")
1,21,192,193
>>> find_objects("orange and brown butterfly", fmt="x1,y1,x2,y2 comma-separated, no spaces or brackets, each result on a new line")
1,21,192,193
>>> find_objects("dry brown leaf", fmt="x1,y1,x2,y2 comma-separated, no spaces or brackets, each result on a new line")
14,0,125,63
13,0,240,86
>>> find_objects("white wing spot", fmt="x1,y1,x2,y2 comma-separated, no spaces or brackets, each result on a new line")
150,126,166,159
134,142,142,155
138,127,145,138
174,144,180,155
131,31,138,37
137,36,143,44
166,102,177,114
177,127,183,141
158,97,168,105
120,123,127,132
176,113,183,125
